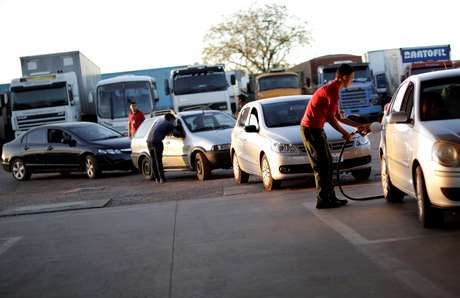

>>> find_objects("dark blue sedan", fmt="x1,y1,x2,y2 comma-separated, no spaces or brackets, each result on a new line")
1,122,132,181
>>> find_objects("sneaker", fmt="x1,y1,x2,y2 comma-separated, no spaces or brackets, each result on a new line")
316,200,342,209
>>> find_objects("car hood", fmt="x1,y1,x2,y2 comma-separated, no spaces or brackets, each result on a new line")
422,119,460,144
192,128,233,145
91,137,132,149
264,123,354,144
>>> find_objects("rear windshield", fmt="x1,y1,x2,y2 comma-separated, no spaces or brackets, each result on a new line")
420,76,460,121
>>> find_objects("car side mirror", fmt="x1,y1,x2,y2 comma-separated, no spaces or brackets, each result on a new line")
164,79,170,96
389,111,409,124
245,125,258,133
230,74,236,86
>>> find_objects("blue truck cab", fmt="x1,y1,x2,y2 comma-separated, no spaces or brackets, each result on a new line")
318,63,382,119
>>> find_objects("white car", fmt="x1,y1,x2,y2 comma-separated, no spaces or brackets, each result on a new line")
131,110,235,181
231,95,372,191
380,69,460,227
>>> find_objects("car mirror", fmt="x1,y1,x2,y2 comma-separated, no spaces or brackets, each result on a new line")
389,111,409,124
245,125,258,133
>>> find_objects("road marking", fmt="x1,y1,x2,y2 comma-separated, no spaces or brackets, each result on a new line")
0,236,23,257
302,202,457,298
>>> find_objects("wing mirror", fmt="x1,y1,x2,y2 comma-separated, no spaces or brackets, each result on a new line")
389,111,409,124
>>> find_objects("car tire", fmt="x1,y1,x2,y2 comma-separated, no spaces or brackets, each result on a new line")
415,166,442,228
381,155,404,203
140,156,155,180
85,155,101,179
11,158,31,181
351,168,371,181
233,153,249,184
261,155,280,191
195,152,211,181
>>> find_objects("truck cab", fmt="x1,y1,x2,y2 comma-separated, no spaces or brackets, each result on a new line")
318,63,382,119
96,75,159,135
9,72,80,138
254,70,302,100
165,65,235,114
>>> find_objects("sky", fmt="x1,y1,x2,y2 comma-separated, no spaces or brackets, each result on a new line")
0,0,458,83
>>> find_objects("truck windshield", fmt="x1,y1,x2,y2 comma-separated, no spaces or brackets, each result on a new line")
353,67,371,82
322,69,337,84
420,77,460,121
259,75,298,91
173,72,228,95
98,81,154,119
11,86,68,111
262,99,308,128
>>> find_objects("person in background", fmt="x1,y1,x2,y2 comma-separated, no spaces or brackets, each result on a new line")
235,93,248,118
147,113,176,183
300,63,369,209
128,100,145,138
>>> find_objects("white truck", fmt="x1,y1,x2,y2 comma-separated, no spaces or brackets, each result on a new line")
10,51,100,137
164,65,235,114
96,75,159,135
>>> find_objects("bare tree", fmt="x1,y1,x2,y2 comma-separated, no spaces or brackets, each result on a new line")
202,3,311,74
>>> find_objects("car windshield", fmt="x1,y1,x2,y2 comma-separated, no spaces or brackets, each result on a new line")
258,75,298,91
68,124,122,141
11,85,69,111
173,71,228,95
182,112,236,132
262,99,308,128
420,76,460,121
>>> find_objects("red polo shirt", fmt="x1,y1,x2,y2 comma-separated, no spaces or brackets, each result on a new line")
300,80,340,128
128,111,145,136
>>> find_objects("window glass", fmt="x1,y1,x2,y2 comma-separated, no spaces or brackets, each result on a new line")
248,108,259,127
238,107,250,127
25,129,46,144
420,76,460,121
391,82,409,112
134,119,158,139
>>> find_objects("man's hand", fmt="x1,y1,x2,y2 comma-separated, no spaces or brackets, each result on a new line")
356,124,371,135
342,131,353,142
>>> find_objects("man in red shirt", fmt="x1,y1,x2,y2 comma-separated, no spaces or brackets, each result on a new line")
300,64,368,209
128,101,145,138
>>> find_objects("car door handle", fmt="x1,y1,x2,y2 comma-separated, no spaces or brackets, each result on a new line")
47,145,53,151
24,145,29,151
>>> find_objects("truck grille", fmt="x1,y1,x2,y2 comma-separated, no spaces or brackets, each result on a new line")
340,89,369,109
17,112,66,131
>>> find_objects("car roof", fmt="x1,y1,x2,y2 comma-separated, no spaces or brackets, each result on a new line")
409,68,460,82
247,95,312,106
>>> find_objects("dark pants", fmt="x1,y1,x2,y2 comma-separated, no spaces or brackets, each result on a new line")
148,143,165,181
300,126,336,203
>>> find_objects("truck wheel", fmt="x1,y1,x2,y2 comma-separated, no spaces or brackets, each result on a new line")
261,155,280,191
233,153,249,184
351,168,371,181
85,155,101,179
415,166,442,228
11,158,31,181
381,156,404,202
140,156,155,180
195,152,211,181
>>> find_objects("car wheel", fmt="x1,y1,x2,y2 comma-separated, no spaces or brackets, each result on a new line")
85,155,100,179
351,168,371,181
233,153,249,184
261,155,280,191
11,158,31,181
381,155,404,202
195,152,211,181
140,156,155,180
415,166,442,228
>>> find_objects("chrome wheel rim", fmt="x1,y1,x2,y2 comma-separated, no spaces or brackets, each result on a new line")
262,158,271,187
416,172,424,221
381,158,388,198
143,159,151,177
86,158,94,177
12,160,25,180
233,155,240,180
196,158,203,176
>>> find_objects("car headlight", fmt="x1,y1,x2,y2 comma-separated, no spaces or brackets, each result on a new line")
432,141,460,167
98,148,122,155
271,143,298,154
354,135,370,146
212,144,231,151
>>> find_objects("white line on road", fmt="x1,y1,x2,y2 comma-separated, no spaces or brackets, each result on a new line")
302,202,457,298
0,236,23,257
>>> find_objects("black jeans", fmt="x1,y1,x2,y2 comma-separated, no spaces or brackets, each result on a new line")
300,126,336,203
148,143,165,181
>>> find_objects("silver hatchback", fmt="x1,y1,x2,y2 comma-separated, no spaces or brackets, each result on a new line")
380,69,460,227
231,95,373,191
131,110,235,180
